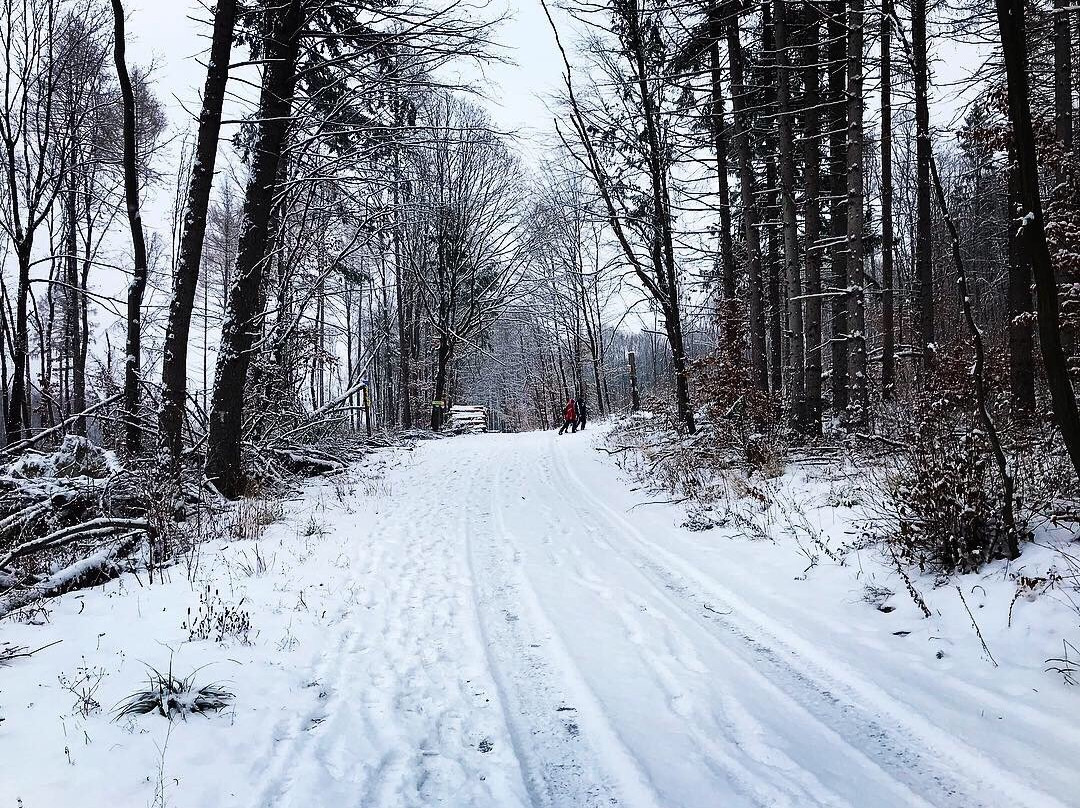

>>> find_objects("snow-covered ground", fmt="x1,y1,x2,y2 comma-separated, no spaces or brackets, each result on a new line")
3,428,1080,807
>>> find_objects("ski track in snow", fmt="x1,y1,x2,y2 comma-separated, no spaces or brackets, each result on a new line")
248,431,1072,808
545,437,1073,808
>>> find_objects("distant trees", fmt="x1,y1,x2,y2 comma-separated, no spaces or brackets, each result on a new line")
521,0,1080,486
548,0,697,434
406,96,529,431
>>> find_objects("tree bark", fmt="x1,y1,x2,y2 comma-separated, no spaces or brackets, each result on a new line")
111,0,150,455
1007,151,1036,411
727,19,768,392
205,0,302,497
1055,0,1073,153
802,0,824,434
828,0,849,411
846,0,867,425
774,0,804,415
708,24,738,359
996,0,1080,478
913,0,935,362
159,0,237,461
762,2,782,396
881,0,896,399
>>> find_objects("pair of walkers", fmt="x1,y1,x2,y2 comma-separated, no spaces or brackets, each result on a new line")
558,397,587,434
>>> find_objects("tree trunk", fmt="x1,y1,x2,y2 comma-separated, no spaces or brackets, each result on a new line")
708,27,738,359
774,0,804,415
1007,152,1036,411
1056,0,1073,153
802,0,824,434
111,0,150,456
881,0,896,399
762,2,782,396
431,335,451,430
64,141,83,432
159,0,237,460
996,0,1080,478
913,0,935,362
625,0,694,433
727,19,768,392
846,0,867,425
205,0,302,497
828,0,849,412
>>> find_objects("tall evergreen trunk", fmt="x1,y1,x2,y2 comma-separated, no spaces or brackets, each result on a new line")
913,0,934,362
708,23,737,358
846,0,867,425
828,0,849,412
881,0,895,399
112,0,150,455
727,19,768,392
1007,152,1036,411
205,0,302,497
802,0,824,434
159,0,237,460
774,0,804,414
995,0,1080,478
762,2,782,395
1055,0,1073,153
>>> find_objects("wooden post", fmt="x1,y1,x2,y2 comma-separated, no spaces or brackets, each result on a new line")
363,383,372,437
627,351,641,412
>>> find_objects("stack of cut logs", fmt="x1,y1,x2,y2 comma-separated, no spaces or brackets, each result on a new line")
447,406,487,434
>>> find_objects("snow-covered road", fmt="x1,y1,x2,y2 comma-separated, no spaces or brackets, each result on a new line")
242,430,1080,808
5,428,1080,807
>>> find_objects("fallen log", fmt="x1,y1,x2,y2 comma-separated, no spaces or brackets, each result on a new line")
0,517,154,571
0,533,143,618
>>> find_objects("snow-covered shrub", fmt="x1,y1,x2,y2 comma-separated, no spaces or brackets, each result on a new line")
115,663,233,720
887,426,1018,574
222,497,284,543
688,351,785,475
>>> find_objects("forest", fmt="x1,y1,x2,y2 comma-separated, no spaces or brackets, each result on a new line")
3,0,1080,803
0,0,1069,614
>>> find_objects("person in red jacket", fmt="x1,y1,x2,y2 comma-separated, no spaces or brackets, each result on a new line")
558,397,577,434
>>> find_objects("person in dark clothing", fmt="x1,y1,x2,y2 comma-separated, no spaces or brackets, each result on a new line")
558,397,577,434
577,397,588,431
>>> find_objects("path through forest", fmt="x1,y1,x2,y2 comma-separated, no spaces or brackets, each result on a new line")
6,429,1079,808
244,430,1077,808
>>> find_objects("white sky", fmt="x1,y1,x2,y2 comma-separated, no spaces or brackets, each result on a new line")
124,0,567,238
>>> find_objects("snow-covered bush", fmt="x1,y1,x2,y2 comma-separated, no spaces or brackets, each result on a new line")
688,352,785,475
887,425,1020,574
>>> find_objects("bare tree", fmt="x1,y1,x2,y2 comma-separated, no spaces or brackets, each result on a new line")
159,0,237,461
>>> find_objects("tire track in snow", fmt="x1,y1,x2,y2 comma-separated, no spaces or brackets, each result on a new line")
548,435,1068,808
463,438,663,808
526,435,858,808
